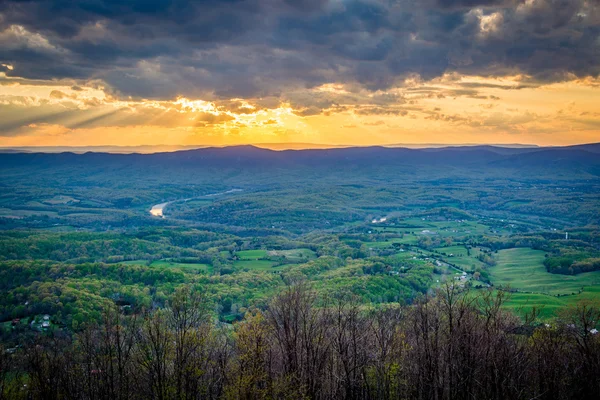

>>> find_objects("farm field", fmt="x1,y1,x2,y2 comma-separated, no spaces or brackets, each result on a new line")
235,250,267,259
43,195,79,205
496,286,600,320
436,246,488,272
488,248,600,295
433,245,469,256
267,248,316,262
363,238,406,249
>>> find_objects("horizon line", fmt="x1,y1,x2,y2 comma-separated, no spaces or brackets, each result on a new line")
1,141,599,154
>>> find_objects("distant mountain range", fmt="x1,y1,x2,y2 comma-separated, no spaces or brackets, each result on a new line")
0,142,542,154
0,143,599,175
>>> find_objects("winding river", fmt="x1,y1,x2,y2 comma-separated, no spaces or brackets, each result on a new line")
149,189,243,218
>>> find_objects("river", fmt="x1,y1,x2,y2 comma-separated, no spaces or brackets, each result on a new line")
149,189,243,218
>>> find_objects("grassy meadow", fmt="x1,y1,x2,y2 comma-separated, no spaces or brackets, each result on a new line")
489,248,600,295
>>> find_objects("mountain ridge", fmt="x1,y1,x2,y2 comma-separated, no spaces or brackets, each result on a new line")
1,143,599,175
3,142,598,155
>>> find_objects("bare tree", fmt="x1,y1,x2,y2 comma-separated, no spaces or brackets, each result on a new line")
136,310,173,400
168,285,211,399
330,293,370,400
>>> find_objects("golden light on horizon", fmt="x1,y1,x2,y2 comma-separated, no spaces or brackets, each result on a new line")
1,0,599,149
1,73,599,148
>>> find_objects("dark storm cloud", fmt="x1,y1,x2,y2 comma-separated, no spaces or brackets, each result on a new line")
433,0,514,9
0,0,598,100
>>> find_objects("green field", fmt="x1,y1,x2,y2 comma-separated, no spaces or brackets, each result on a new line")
444,257,486,272
492,286,600,321
119,259,212,271
235,250,267,259
436,246,487,272
504,200,532,207
363,238,407,248
43,195,79,205
233,260,278,270
489,248,600,295
268,248,316,261
433,245,469,256
364,234,419,246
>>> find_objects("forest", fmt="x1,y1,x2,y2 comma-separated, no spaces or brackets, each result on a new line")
1,284,599,400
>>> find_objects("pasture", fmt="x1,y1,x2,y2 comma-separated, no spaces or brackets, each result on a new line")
268,248,316,262
496,286,600,321
489,248,600,295
236,250,267,259
233,260,280,271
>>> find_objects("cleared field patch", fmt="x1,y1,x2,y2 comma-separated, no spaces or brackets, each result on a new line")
401,217,434,228
454,221,490,236
364,238,406,249
434,245,469,257
236,250,268,259
434,246,487,272
490,248,600,295
43,195,79,205
488,286,600,320
233,260,278,270
268,248,316,262
24,201,46,207
447,256,486,272
395,235,420,245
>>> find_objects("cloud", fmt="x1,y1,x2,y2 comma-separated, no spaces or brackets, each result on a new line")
433,0,514,9
0,0,596,103
354,107,409,116
195,112,236,126
292,106,323,117
215,99,262,115
364,120,386,126
49,90,73,99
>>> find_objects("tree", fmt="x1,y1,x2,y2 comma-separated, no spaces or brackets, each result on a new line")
225,311,270,400
136,310,173,400
168,285,211,399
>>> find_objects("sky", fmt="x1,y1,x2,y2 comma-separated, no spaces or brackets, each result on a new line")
0,0,599,148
